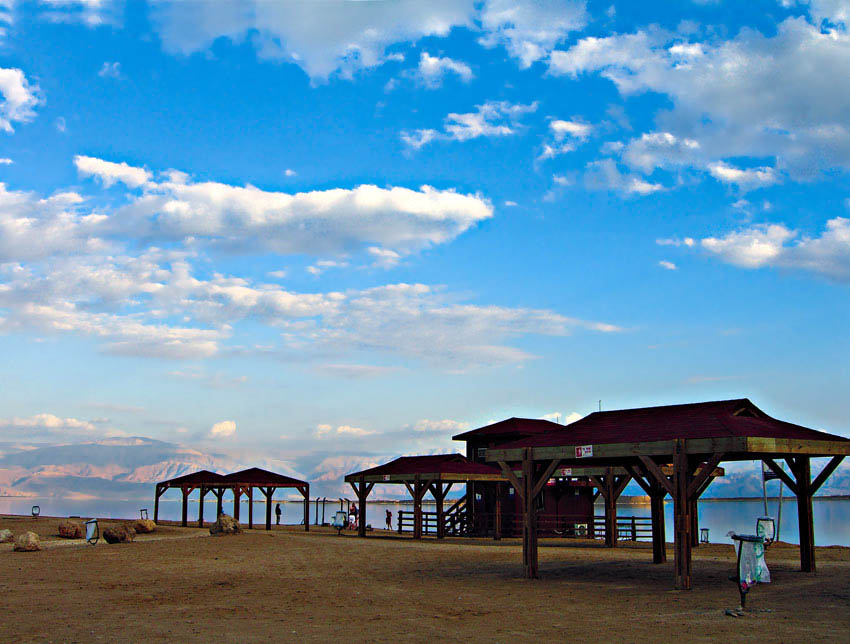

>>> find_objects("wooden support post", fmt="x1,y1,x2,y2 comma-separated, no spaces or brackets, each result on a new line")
233,487,241,521
789,456,815,572
522,448,540,578
604,469,616,547
430,481,451,539
690,497,699,547
216,488,223,518
303,485,310,532
494,483,502,541
198,485,206,528
650,490,666,563
154,485,163,523
247,487,254,529
264,487,272,531
673,441,693,590
413,474,423,540
181,487,189,527
350,476,371,537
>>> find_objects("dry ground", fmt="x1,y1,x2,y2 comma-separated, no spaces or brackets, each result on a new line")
1,514,848,643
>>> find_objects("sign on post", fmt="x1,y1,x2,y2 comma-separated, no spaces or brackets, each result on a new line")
574,445,593,458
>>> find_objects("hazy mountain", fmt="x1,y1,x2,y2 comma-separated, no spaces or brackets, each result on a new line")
1,437,847,501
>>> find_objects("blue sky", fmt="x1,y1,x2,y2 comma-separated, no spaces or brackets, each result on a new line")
1,0,849,490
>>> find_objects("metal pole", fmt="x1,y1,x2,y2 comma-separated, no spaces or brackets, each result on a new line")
761,461,769,516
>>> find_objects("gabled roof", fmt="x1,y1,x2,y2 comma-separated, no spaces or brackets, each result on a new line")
222,467,308,487
345,453,504,482
157,469,227,487
494,398,849,451
453,417,563,441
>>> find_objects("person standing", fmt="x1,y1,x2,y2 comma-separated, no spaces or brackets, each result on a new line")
275,502,282,526
385,509,392,531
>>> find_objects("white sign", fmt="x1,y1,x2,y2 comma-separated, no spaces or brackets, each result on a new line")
574,445,593,458
558,467,573,477
383,475,390,481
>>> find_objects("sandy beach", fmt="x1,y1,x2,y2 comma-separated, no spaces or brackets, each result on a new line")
1,515,848,643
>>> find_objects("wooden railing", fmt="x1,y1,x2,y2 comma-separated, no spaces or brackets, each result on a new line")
396,494,469,536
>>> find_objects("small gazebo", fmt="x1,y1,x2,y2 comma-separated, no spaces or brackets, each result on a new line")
154,467,310,531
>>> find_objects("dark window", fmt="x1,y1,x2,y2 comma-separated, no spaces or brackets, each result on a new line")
476,447,486,460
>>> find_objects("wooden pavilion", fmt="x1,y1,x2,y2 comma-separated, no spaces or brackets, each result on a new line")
344,454,505,538
486,398,850,589
154,467,310,531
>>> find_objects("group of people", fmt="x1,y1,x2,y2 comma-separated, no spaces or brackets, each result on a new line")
270,501,395,530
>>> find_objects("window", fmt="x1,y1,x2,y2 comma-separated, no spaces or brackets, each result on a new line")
476,447,487,460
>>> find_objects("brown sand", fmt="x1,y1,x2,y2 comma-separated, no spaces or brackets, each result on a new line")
1,515,848,643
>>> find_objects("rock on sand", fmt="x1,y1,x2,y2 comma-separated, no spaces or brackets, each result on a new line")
133,519,157,534
0,528,13,543
14,531,41,552
58,520,85,539
103,524,136,544
210,514,242,536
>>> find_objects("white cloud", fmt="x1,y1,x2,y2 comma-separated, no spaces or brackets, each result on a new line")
479,0,588,67
584,159,664,196
150,0,476,82
549,19,850,178
82,160,493,257
403,100,537,149
658,260,678,270
306,259,348,276
414,52,473,88
75,155,152,188
315,423,375,438
411,418,470,433
98,61,122,79
38,0,120,27
55,117,66,132
284,168,296,177
538,118,592,161
701,217,850,280
0,412,122,442
367,246,401,269
541,411,583,424
0,158,12,164
208,420,236,439
0,68,41,133
621,131,701,174
708,161,779,190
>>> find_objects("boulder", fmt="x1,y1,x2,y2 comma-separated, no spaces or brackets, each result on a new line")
0,528,13,543
133,519,157,534
209,514,242,536
103,524,135,544
58,520,85,539
13,531,40,552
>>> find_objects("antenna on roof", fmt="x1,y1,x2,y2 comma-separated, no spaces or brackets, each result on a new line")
599,400,602,412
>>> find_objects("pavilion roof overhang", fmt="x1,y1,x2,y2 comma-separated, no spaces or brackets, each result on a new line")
344,453,508,484
485,399,850,464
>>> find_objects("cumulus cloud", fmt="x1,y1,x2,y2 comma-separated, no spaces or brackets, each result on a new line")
75,160,494,257
315,423,376,438
411,418,470,433
0,68,41,133
479,0,588,67
97,61,122,79
0,412,123,442
208,420,236,439
700,217,850,280
402,100,538,149
549,18,850,178
708,161,779,190
541,411,583,424
150,0,475,82
538,118,592,161
658,260,678,270
584,159,664,196
620,132,701,174
75,155,152,188
413,52,473,88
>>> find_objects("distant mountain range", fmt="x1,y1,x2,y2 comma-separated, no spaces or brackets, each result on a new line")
1,436,847,501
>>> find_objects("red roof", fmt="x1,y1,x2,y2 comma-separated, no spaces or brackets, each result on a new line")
221,467,307,487
347,453,502,479
496,399,849,450
157,469,227,486
453,417,563,441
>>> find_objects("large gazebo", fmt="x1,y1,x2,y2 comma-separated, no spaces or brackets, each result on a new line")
154,467,310,531
486,398,850,589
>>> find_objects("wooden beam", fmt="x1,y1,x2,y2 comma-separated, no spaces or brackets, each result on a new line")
811,455,845,494
613,474,631,499
531,459,562,499
197,485,206,528
763,458,799,495
673,441,693,590
790,456,815,572
496,461,524,501
624,464,652,495
264,486,272,531
687,453,724,499
638,456,675,497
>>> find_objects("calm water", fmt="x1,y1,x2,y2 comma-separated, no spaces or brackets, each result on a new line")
2,496,849,546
